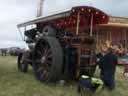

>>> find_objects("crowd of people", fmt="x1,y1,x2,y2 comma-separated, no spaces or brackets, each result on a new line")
0,48,7,56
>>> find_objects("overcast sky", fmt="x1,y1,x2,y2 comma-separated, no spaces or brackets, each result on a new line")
0,0,128,48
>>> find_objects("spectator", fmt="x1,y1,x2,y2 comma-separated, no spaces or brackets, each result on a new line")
99,47,117,90
1,48,7,56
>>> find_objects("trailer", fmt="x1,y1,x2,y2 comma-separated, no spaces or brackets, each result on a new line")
17,6,109,82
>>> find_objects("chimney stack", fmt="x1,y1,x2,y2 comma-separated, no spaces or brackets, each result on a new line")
37,0,44,17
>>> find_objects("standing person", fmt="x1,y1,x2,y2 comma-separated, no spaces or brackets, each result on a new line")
96,43,108,68
99,48,117,90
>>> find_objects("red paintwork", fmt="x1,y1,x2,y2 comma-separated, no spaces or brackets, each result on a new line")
37,6,109,30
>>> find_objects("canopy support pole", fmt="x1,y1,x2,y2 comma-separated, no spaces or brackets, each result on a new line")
18,28,24,41
76,12,80,35
90,13,93,36
124,29,127,49
110,31,112,42
96,28,99,53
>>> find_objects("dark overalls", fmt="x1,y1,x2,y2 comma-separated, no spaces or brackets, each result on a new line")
99,52,117,90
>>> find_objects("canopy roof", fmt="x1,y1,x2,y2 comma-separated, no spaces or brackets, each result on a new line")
17,6,109,28
99,23,128,28
98,16,128,29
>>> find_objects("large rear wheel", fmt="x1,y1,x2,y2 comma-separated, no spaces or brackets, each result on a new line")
33,36,63,82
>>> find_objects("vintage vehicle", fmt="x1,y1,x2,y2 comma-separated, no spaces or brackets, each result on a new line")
17,6,109,82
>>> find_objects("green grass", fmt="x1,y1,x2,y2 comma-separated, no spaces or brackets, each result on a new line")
0,56,128,96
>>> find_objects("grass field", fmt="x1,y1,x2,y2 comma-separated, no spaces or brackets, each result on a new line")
0,56,128,96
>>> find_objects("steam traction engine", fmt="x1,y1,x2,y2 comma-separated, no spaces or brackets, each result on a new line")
17,6,109,82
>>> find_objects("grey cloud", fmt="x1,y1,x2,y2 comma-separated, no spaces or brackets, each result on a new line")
0,0,128,48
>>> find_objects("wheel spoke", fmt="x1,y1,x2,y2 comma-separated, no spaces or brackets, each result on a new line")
44,49,49,56
35,51,42,59
47,53,52,58
35,59,41,64
36,67,43,72
37,50,43,56
40,48,45,55
46,60,52,66
46,49,52,57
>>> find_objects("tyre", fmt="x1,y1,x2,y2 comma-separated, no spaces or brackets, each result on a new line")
17,53,28,72
33,36,63,82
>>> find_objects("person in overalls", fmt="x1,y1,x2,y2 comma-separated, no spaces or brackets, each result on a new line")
99,47,117,90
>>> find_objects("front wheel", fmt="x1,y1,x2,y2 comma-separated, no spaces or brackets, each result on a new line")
17,53,28,72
